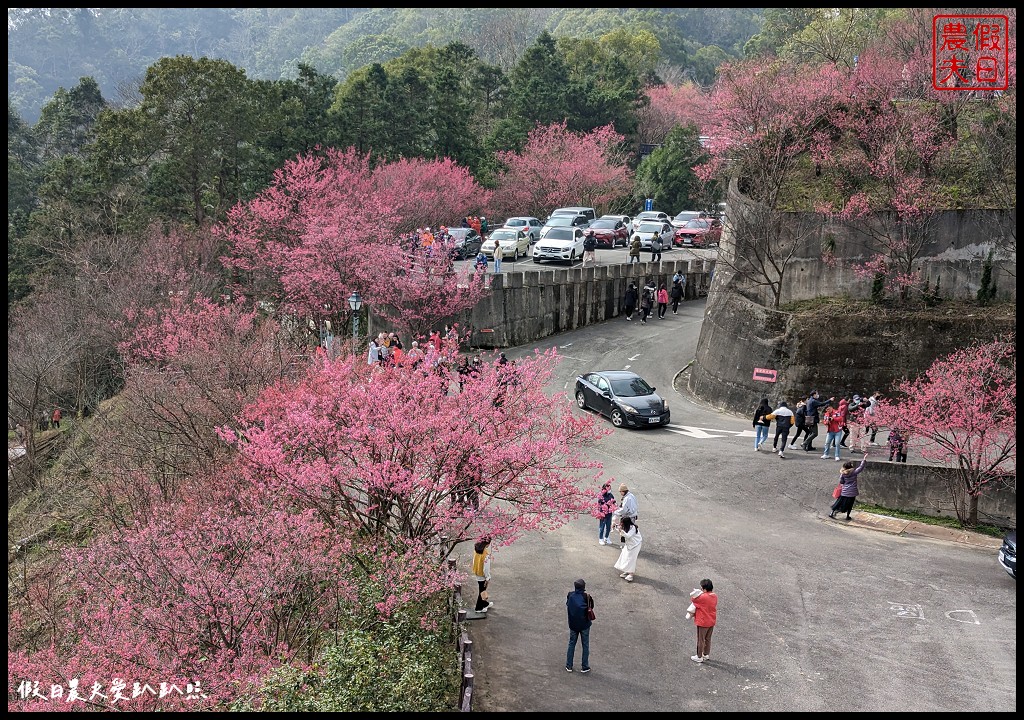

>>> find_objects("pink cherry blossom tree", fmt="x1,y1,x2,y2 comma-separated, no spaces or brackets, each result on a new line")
230,346,606,549
488,122,632,221
219,147,490,340
813,49,955,304
638,83,709,146
698,59,846,308
874,336,1016,526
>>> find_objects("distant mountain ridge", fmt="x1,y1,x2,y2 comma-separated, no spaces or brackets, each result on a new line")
8,7,764,123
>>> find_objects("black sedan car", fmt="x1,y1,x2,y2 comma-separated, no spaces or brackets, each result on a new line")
998,530,1016,579
574,371,670,428
447,227,483,260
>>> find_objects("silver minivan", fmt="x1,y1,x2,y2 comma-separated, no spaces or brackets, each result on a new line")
550,206,597,225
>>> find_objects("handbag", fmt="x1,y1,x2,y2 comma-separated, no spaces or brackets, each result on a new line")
584,592,596,621
832,484,842,499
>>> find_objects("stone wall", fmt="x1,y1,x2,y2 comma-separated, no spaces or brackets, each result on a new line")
723,179,1017,306
859,461,1016,528
688,284,1016,415
372,258,713,349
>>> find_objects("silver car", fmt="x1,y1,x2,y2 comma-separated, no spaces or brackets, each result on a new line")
503,216,543,243
632,221,675,251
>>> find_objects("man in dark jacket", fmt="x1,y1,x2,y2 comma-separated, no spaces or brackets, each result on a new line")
801,390,835,451
565,578,593,673
788,400,808,450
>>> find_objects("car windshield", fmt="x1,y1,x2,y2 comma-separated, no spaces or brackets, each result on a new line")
545,228,575,241
675,212,700,222
546,216,575,227
490,230,517,241
638,222,662,232
448,228,471,239
610,377,655,397
506,219,527,226
589,219,616,229
683,219,711,229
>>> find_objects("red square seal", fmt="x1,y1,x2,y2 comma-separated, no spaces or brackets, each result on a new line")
933,14,1009,91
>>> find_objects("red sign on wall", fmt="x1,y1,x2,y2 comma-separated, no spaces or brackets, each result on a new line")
753,367,778,382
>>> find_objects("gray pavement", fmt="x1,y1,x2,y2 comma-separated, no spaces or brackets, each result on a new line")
462,297,1015,713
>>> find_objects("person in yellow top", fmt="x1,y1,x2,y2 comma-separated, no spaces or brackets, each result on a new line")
471,536,494,612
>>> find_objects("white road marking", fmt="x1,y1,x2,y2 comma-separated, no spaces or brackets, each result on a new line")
628,354,641,360
664,425,729,439
560,343,573,347
623,365,630,370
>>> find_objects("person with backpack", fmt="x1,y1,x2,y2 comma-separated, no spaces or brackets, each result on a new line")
582,229,597,267
650,234,663,263
639,282,655,325
670,278,684,314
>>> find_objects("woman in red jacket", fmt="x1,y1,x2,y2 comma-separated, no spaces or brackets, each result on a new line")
656,283,669,319
690,578,718,663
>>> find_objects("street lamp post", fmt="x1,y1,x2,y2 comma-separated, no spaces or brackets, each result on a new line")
348,291,363,357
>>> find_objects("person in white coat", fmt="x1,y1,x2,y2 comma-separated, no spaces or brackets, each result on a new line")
613,516,643,582
611,483,638,548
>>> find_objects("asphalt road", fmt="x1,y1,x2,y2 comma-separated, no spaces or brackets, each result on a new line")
453,243,717,271
465,297,1017,712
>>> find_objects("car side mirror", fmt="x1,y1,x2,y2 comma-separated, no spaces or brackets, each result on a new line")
601,390,611,398
650,387,656,392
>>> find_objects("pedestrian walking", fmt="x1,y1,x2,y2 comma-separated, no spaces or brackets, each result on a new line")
613,516,642,583
471,536,494,612
670,278,684,314
583,230,597,267
639,284,655,325
688,579,718,663
596,482,616,545
829,455,869,520
752,397,772,451
51,406,62,429
611,483,638,546
788,400,808,450
650,235,663,263
888,427,909,463
623,282,639,321
801,390,834,452
820,401,844,460
656,283,669,319
838,396,852,448
565,579,594,673
628,236,641,264
768,401,795,458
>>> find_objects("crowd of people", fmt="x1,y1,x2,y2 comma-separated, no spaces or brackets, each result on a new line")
622,272,688,323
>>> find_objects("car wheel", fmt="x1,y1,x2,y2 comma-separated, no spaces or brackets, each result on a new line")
576,391,587,410
610,409,624,428
533,256,541,263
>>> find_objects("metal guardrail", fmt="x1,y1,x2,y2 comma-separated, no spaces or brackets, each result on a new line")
446,556,475,712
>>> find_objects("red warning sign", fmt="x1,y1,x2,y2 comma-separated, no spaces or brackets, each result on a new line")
753,367,778,382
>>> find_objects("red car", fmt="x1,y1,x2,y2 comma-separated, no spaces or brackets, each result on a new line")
674,218,722,248
586,218,629,248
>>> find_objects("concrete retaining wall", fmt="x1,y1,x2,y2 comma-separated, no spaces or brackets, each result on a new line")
374,258,713,349
859,461,1016,528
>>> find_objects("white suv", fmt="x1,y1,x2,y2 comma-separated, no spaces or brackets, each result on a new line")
533,227,585,264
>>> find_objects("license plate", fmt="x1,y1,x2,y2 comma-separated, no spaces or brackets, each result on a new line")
648,417,660,424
